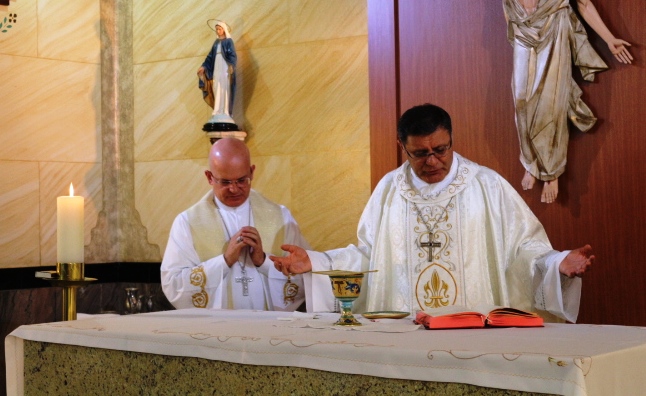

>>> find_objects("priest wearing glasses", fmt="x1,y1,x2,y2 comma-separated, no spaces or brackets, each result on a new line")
161,138,309,311
272,104,594,323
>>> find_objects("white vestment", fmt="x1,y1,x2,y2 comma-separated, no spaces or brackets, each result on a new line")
211,42,231,117
308,153,581,323
161,190,310,311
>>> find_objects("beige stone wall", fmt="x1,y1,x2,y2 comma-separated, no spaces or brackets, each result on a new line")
0,0,369,268
0,0,103,268
134,0,370,255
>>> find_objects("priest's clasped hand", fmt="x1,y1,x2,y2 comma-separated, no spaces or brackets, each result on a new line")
270,244,312,275
224,226,266,267
559,245,594,278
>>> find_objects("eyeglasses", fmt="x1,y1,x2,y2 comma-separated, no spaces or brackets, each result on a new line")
207,171,251,188
401,140,453,161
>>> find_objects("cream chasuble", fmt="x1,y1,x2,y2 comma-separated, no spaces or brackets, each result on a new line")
308,153,581,323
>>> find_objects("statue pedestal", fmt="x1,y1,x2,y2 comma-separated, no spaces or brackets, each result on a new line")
205,130,247,143
202,117,246,143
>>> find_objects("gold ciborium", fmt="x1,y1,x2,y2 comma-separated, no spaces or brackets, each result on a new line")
314,270,374,326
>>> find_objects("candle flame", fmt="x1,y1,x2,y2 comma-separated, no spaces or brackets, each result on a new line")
69,183,74,197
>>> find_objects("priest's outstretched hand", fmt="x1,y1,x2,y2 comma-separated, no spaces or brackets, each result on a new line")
271,244,312,276
559,245,594,278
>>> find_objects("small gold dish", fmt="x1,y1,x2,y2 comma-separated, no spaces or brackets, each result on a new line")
361,311,410,320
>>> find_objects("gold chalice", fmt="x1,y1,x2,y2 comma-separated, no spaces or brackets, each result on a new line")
314,270,374,326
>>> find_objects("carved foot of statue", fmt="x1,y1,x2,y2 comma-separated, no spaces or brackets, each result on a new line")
541,179,558,204
522,171,536,190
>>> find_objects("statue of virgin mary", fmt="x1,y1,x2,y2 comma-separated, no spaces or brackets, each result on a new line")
197,20,239,131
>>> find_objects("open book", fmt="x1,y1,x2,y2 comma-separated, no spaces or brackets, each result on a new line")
415,304,544,330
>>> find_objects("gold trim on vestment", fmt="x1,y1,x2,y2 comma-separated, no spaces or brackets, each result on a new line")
190,266,209,308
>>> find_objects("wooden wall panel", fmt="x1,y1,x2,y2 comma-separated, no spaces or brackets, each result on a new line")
369,0,646,325
397,0,517,177
368,0,401,188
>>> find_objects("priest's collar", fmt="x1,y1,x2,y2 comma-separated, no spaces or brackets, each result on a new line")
213,195,250,214
409,154,459,196
397,152,475,203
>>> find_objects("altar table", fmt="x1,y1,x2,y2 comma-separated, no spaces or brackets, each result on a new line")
6,309,646,395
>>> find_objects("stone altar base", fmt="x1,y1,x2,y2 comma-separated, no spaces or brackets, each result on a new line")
23,341,549,395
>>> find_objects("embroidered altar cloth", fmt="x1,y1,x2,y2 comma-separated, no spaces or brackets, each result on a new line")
6,309,646,395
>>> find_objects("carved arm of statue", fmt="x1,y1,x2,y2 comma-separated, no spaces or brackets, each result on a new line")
576,0,633,64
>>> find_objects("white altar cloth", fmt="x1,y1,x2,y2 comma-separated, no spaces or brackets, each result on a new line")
6,309,646,395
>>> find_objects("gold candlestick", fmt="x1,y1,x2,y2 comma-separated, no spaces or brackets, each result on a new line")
57,262,84,281
36,262,96,321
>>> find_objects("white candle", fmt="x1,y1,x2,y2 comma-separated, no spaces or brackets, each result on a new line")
57,183,85,263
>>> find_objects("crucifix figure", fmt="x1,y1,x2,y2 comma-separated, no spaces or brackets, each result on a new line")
503,0,633,204
420,233,441,262
235,270,253,296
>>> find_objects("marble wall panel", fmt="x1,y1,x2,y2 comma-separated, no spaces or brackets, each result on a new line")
133,0,241,62
133,1,369,258
38,162,102,266
0,287,59,343
239,36,369,156
37,0,100,63
0,55,101,162
133,0,289,63
0,0,38,57
288,0,367,43
76,282,173,315
134,57,211,162
251,154,293,212
220,0,290,51
292,150,370,251
134,159,209,254
0,286,59,395
0,161,40,268
0,0,369,270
